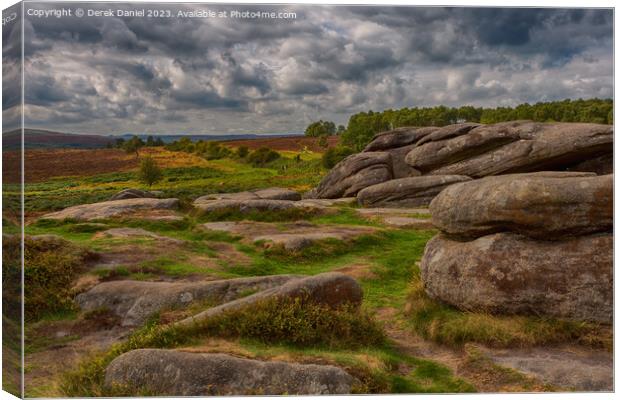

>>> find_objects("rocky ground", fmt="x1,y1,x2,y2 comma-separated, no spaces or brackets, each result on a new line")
16,121,614,396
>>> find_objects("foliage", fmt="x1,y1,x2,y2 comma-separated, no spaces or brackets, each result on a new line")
236,145,249,158
200,297,385,348
122,136,145,157
322,145,356,169
341,98,613,150
137,156,163,187
145,136,165,147
304,120,336,137
3,235,93,322
247,147,281,167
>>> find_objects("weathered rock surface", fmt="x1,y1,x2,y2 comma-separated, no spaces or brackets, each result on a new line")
415,123,482,146
296,198,357,207
420,232,612,323
195,191,259,202
381,216,434,229
363,126,437,152
406,122,524,173
76,275,299,326
194,187,301,203
385,144,422,178
429,172,611,240
105,349,356,395
312,152,393,198
93,228,184,245
176,272,362,328
194,199,326,215
483,345,612,391
407,121,612,177
357,175,472,208
253,187,302,201
109,189,157,201
203,221,376,251
41,198,180,221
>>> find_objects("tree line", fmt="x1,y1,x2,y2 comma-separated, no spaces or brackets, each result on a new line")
305,98,613,151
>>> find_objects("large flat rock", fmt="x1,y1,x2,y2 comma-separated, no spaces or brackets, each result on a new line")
176,272,362,328
420,232,612,323
193,198,329,215
429,172,611,240
41,198,180,221
482,345,612,391
93,228,184,245
76,275,300,327
203,221,377,251
357,175,472,208
194,187,301,203
105,349,356,395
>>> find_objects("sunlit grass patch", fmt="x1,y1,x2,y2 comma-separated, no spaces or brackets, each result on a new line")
406,274,612,350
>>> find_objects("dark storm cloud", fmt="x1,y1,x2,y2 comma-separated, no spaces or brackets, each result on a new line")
17,4,613,134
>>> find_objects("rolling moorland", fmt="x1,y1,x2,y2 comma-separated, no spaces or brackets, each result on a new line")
1,100,613,397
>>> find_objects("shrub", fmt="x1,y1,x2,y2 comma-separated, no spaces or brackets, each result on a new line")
3,235,94,321
236,146,249,158
199,297,385,348
247,147,281,167
322,146,355,169
137,156,163,188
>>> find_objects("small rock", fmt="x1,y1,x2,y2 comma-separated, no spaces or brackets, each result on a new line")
253,187,301,201
109,189,157,201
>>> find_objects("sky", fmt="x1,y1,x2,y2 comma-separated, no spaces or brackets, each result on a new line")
2,3,614,135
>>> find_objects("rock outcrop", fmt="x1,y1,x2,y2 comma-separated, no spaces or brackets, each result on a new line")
105,350,356,395
408,121,612,178
76,275,300,326
420,172,613,323
176,272,362,328
357,175,472,207
41,198,180,221
311,152,393,198
309,121,612,201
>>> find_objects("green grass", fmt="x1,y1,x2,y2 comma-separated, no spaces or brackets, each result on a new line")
406,274,612,349
21,153,325,212
60,297,473,396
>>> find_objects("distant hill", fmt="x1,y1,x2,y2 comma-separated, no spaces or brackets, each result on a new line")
2,129,303,150
3,129,114,150
117,133,302,143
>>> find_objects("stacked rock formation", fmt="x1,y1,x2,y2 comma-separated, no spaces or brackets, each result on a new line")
419,172,613,323
307,121,613,207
